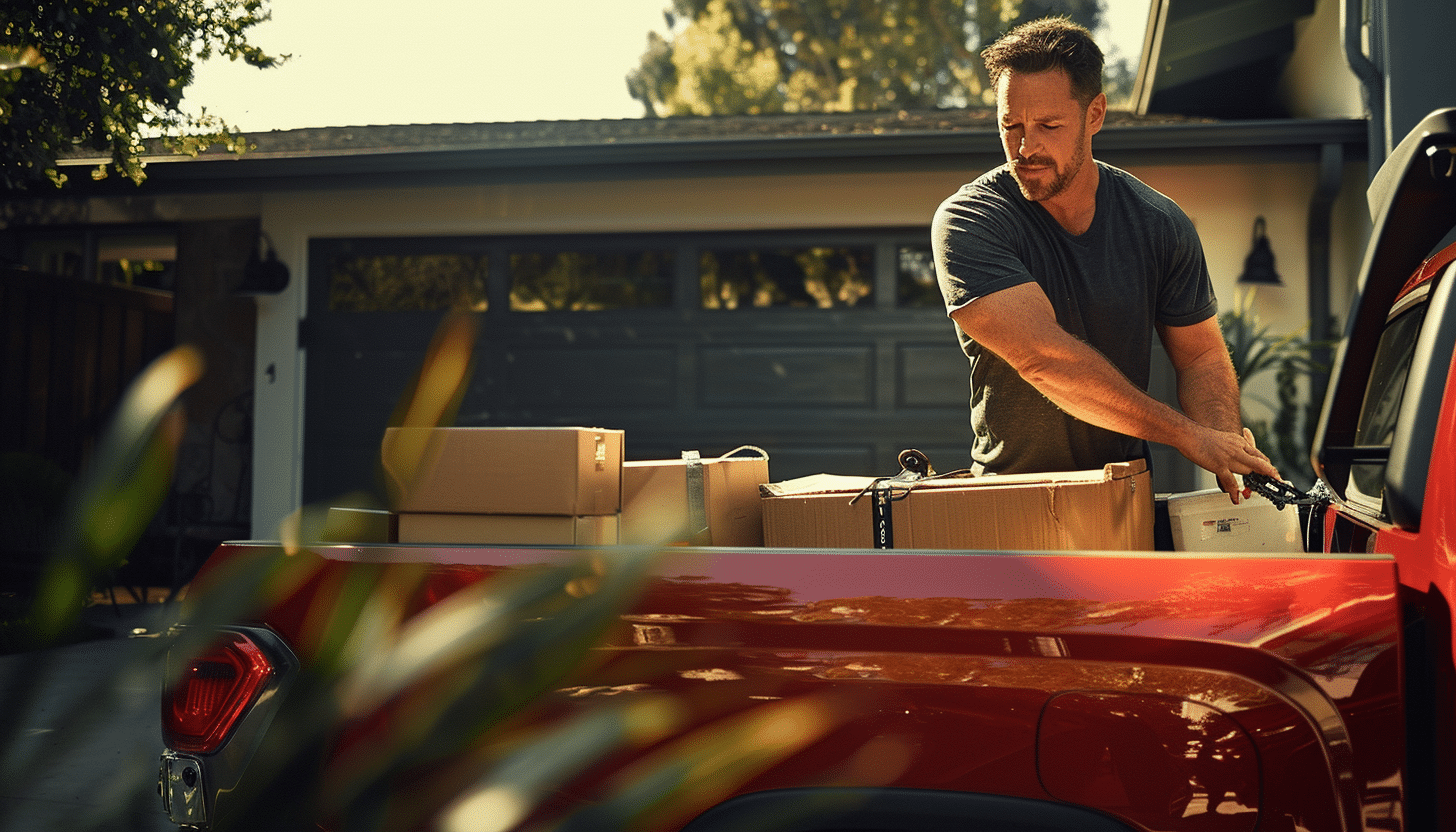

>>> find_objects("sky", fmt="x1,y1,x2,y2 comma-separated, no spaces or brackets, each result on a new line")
185,0,1153,133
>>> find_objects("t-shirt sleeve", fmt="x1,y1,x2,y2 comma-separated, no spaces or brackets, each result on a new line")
932,183,1036,316
1154,203,1219,327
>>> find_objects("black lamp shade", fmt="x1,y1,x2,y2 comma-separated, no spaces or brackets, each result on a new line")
1238,216,1282,285
238,246,290,295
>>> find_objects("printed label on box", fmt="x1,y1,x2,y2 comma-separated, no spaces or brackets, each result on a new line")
1201,516,1251,539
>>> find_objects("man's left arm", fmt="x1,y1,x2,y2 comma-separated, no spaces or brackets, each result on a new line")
1158,316,1277,501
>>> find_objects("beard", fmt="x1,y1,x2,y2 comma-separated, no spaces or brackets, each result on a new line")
1009,126,1088,203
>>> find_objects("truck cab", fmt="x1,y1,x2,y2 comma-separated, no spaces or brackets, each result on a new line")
1312,107,1456,831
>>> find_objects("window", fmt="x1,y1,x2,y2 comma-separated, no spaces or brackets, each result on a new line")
18,228,176,291
1347,283,1430,513
329,254,488,312
699,245,873,309
510,250,672,311
896,244,941,308
98,234,176,291
316,231,935,313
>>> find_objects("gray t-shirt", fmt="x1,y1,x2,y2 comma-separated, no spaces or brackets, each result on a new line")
932,161,1217,475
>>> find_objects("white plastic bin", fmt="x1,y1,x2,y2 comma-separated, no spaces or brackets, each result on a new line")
1165,488,1304,553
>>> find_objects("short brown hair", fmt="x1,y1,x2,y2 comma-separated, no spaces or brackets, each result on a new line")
981,17,1104,106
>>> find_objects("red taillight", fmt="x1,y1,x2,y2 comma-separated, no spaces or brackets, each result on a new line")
163,631,275,754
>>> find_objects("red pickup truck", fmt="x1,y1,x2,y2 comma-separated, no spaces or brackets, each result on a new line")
158,109,1456,832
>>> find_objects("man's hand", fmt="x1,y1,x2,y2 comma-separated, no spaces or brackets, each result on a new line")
1183,426,1279,504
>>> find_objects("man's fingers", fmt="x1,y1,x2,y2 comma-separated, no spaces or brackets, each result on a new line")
1218,473,1243,504
1187,426,1281,497
1241,447,1277,476
1236,427,1280,479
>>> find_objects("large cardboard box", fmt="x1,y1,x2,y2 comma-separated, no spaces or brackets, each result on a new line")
396,512,619,545
761,460,1152,551
621,450,771,546
381,427,623,516
1165,488,1303,552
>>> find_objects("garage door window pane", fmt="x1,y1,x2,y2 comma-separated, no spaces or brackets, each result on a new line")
329,254,488,311
510,251,673,311
897,244,941,308
700,246,873,309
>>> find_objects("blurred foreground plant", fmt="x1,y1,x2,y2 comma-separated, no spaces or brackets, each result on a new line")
2,313,845,832
0,344,206,829
27,345,204,646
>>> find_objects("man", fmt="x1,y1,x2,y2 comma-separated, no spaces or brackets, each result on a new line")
932,17,1277,503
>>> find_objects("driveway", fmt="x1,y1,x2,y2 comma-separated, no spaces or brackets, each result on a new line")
0,603,178,832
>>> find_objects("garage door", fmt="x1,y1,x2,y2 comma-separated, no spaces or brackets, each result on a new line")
301,230,1194,505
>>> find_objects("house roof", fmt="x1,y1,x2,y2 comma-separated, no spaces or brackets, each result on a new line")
54,108,1366,196
41,0,1365,197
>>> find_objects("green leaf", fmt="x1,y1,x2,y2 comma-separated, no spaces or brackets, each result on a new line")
1,1,285,189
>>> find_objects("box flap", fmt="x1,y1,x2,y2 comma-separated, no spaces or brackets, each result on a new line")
759,473,878,498
760,458,1147,499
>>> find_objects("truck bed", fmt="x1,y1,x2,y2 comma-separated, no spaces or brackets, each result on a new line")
184,540,1402,832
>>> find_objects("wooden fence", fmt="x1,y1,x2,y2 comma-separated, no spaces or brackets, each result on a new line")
1,267,174,582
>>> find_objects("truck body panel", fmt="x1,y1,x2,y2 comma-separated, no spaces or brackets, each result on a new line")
191,542,1400,832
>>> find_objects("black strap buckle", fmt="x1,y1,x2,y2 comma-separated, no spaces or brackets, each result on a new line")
1245,473,1326,510
850,449,938,549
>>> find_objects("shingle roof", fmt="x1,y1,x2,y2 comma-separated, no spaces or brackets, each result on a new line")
53,109,1364,195
189,109,1203,158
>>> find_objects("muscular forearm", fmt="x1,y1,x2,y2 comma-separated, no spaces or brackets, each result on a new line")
1174,351,1244,434
1016,339,1197,444
1023,344,1277,498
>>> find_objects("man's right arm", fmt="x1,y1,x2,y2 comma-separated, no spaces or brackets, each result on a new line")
1158,316,1279,500
950,282,1277,489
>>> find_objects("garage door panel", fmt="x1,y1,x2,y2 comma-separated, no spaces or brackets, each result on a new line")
494,345,676,408
698,345,873,407
898,343,968,408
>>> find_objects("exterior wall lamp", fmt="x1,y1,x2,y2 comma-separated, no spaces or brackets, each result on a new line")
1237,216,1282,285
237,232,290,295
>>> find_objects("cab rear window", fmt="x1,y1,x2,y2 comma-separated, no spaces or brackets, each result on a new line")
1347,283,1430,511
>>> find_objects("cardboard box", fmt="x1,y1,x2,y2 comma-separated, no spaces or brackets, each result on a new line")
381,427,623,516
621,450,771,546
761,460,1152,551
396,512,619,545
1165,488,1303,552
322,507,397,543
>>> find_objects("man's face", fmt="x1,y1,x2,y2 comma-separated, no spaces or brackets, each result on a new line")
996,68,1100,203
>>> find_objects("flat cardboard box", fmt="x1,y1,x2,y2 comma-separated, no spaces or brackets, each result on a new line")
761,460,1152,551
396,512,620,545
322,507,397,543
381,427,623,516
621,451,771,546
1165,488,1304,552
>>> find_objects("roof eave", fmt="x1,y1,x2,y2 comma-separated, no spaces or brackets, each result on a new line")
54,116,1368,196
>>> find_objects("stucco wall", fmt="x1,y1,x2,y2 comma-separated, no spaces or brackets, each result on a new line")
1280,0,1365,120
